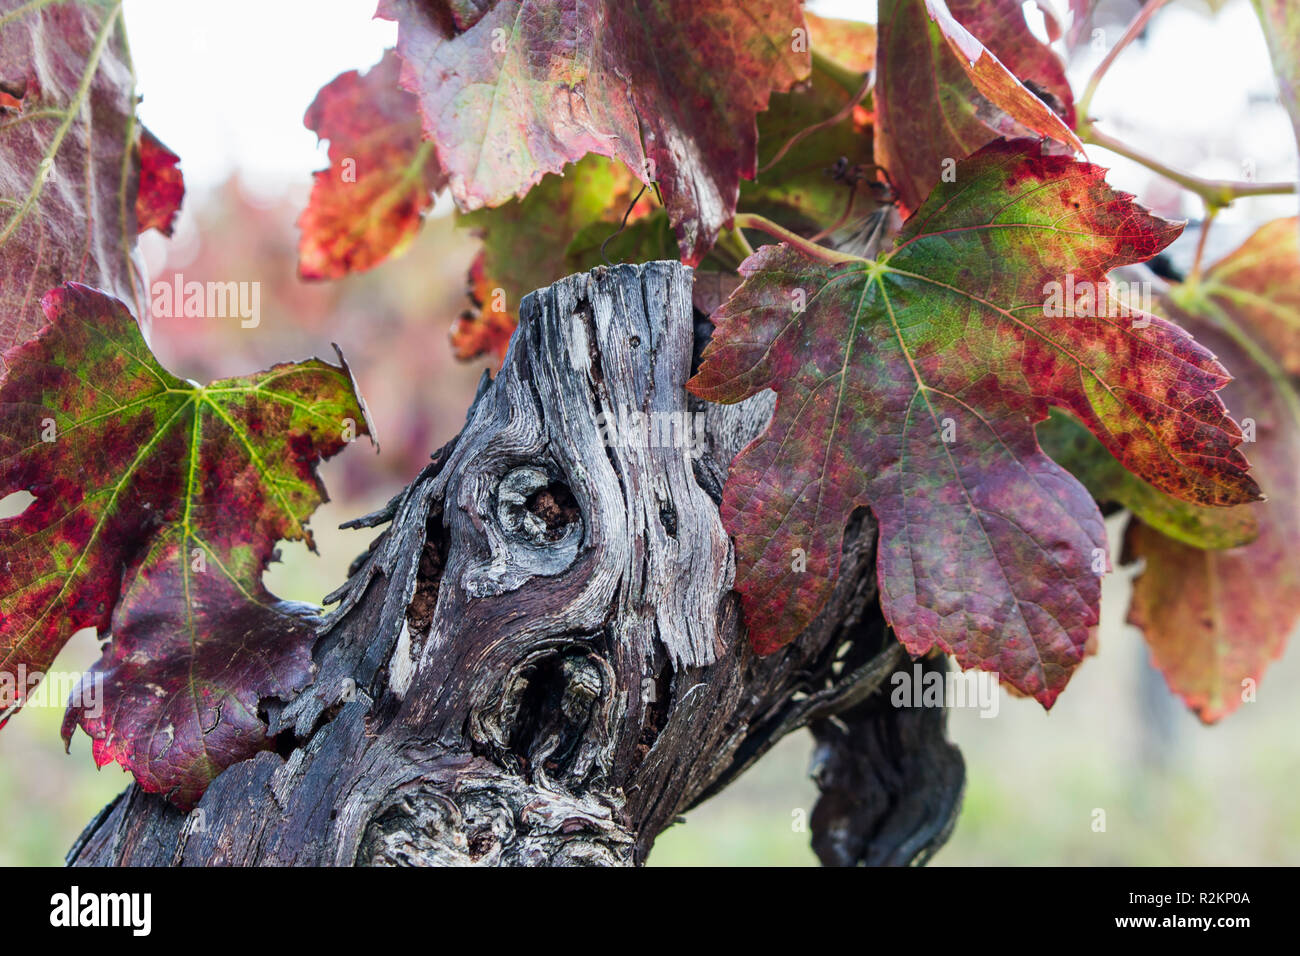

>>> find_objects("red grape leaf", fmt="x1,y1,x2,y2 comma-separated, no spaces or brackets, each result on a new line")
688,139,1259,706
62,553,319,809
135,127,184,237
376,0,809,264
0,283,373,805
1126,218,1300,722
876,0,1079,213
0,0,148,366
298,48,445,280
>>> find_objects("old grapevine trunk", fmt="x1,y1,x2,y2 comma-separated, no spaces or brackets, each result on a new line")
69,262,964,867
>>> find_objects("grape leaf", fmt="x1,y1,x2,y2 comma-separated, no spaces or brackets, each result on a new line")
0,0,147,364
453,14,883,365
565,210,677,273
376,0,810,264
462,155,646,304
61,553,320,809
688,139,1258,706
452,7,880,345
876,0,1079,213
1191,217,1300,376
1254,0,1300,183
741,27,879,238
0,283,373,805
298,48,445,280
1038,408,1258,550
451,250,521,364
454,209,678,365
1125,219,1300,722
803,13,877,74
135,127,184,237
452,155,653,362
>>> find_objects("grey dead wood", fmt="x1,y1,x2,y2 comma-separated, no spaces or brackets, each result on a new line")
68,261,963,867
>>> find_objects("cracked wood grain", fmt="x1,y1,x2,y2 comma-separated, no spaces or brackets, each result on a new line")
68,261,964,867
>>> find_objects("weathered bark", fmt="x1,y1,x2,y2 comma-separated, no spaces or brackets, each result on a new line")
68,262,964,867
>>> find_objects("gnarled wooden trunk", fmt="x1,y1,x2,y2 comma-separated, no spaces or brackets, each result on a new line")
69,262,964,867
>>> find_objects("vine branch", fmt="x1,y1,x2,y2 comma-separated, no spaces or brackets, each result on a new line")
733,212,864,264
1077,0,1170,120
1081,125,1296,210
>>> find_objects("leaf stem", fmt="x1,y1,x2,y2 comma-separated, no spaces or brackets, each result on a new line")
1081,125,1296,209
1077,0,1170,121
733,213,865,264
713,226,755,266
1189,205,1217,283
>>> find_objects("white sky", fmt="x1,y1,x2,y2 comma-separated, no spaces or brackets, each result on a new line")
124,0,396,200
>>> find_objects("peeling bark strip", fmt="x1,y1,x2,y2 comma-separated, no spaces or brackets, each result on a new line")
69,262,964,867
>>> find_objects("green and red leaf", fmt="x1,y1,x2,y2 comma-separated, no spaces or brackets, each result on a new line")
0,283,373,805
63,551,319,809
451,250,521,363
377,0,810,264
804,12,877,74
1126,218,1300,722
689,139,1257,706
876,0,1079,213
0,0,148,364
298,48,445,280
1039,409,1258,551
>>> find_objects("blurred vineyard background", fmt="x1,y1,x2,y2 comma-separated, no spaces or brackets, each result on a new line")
2,0,1298,865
